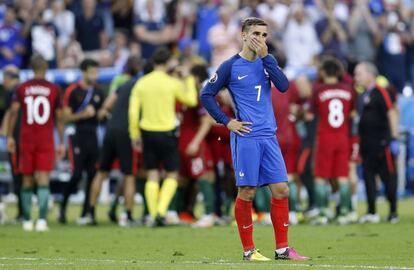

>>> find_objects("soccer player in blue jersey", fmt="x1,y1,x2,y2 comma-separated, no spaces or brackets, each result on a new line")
201,17,309,262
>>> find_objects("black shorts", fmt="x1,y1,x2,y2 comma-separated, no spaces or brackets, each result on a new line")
99,128,133,174
141,129,179,172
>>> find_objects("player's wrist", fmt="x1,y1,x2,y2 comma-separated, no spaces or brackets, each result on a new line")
223,117,232,128
260,53,269,58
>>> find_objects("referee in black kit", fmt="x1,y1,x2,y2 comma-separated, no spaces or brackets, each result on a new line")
354,62,399,224
87,56,142,226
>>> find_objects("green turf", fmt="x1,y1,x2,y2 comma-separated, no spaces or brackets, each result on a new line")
1,199,414,270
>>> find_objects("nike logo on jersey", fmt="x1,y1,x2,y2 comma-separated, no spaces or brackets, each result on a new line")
283,223,289,227
238,75,248,80
243,224,253,229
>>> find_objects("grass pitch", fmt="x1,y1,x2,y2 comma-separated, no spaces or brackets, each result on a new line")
1,199,414,270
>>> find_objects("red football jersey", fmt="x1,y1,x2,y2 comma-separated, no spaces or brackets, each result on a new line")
16,79,61,142
179,101,206,138
272,81,301,146
312,82,355,136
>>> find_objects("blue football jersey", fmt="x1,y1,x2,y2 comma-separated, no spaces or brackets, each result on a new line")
201,54,289,138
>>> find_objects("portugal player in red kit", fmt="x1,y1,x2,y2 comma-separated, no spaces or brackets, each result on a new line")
310,57,356,225
272,80,302,225
178,64,215,228
7,55,65,232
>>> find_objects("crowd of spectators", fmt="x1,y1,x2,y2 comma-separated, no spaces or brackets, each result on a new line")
1,0,414,92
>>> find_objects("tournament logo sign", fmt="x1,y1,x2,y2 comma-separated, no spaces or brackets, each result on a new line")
209,73,218,83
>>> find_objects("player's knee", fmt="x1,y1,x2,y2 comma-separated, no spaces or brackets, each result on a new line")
22,181,34,189
238,187,256,201
272,184,289,199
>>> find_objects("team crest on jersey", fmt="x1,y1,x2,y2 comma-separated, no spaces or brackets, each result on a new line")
209,73,218,83
94,95,100,103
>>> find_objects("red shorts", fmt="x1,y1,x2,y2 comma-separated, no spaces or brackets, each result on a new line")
280,139,300,174
314,134,349,178
207,126,232,166
179,139,213,179
132,149,144,175
207,138,232,166
19,141,54,174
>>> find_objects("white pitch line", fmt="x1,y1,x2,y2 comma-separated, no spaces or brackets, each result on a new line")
0,257,413,270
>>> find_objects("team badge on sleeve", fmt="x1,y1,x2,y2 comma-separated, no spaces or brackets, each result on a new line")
209,73,218,83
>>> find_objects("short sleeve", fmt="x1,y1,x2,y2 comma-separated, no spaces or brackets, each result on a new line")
376,86,393,111
389,87,397,104
63,83,78,110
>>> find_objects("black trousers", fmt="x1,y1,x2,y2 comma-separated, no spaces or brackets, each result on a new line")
61,132,98,217
361,143,397,215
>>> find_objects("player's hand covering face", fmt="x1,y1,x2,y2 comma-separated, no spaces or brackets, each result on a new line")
244,25,268,58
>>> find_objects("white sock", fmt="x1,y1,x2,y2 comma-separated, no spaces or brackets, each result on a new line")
244,249,254,256
276,247,288,254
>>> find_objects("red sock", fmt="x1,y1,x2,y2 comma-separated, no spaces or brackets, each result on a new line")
271,197,289,249
234,197,254,251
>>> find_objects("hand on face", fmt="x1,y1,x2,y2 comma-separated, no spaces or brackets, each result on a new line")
250,36,268,58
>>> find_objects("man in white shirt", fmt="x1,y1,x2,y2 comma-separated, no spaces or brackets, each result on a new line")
283,3,321,77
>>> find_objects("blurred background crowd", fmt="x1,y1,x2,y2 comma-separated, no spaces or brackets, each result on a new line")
0,0,414,93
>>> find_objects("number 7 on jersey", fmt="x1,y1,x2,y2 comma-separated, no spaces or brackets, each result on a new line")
255,85,261,101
